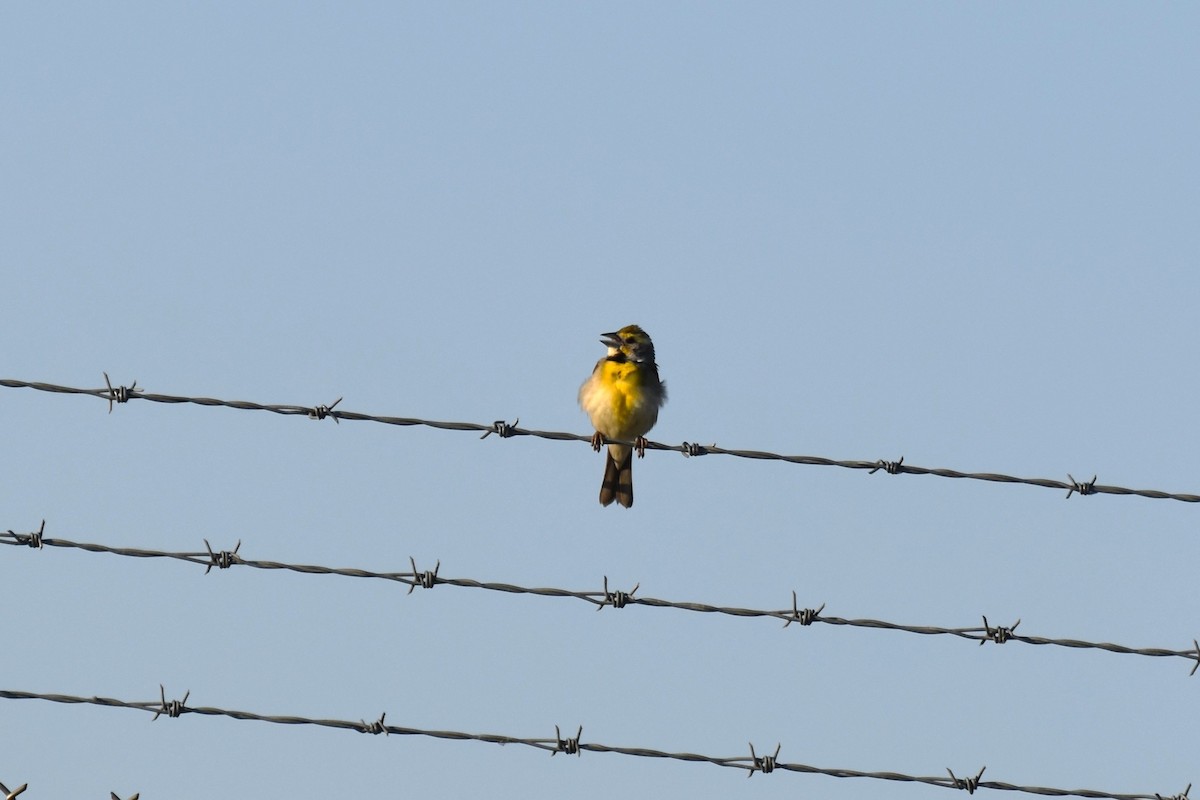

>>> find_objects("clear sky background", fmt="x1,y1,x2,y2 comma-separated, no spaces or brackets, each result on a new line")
3,3,1198,798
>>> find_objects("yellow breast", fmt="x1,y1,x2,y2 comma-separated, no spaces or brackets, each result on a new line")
579,359,661,440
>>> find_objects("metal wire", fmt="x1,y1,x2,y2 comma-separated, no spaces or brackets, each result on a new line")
5,524,1197,674
0,781,28,800
0,688,1188,799
3,376,1197,503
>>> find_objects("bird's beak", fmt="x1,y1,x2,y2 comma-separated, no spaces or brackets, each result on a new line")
600,331,622,348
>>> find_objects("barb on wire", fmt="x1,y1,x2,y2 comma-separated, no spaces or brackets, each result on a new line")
307,397,342,422
0,781,28,800
359,712,388,735
747,742,781,778
152,685,190,720
204,539,241,573
783,592,824,627
552,725,582,757
1155,783,1191,800
0,687,1185,799
408,557,439,594
1066,474,1098,499
598,575,638,611
4,525,1198,674
4,377,1198,503
871,456,905,475
11,520,45,549
481,418,519,439
948,766,987,794
980,616,1021,645
102,372,138,413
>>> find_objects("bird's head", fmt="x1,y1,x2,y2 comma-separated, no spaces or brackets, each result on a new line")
601,324,656,364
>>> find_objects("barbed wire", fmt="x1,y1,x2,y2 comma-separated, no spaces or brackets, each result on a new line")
5,523,1197,674
1,783,138,800
0,781,28,800
0,687,1190,799
3,376,1197,503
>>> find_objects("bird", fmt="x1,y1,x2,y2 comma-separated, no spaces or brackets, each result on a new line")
578,324,667,507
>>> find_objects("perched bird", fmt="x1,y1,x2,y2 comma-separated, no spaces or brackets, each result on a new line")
578,324,667,507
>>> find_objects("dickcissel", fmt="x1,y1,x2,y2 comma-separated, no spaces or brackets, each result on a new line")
578,324,667,508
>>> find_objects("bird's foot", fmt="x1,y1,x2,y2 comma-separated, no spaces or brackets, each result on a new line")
634,436,648,458
590,431,604,452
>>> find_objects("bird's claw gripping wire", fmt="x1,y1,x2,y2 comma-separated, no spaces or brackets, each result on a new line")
586,431,649,457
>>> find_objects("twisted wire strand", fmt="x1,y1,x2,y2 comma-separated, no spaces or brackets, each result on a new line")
4,526,1197,673
2,377,1197,503
0,688,1187,799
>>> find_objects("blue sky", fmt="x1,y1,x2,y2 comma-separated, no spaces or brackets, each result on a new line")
3,3,1198,797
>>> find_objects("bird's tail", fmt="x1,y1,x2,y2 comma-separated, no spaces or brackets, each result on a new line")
600,444,634,508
